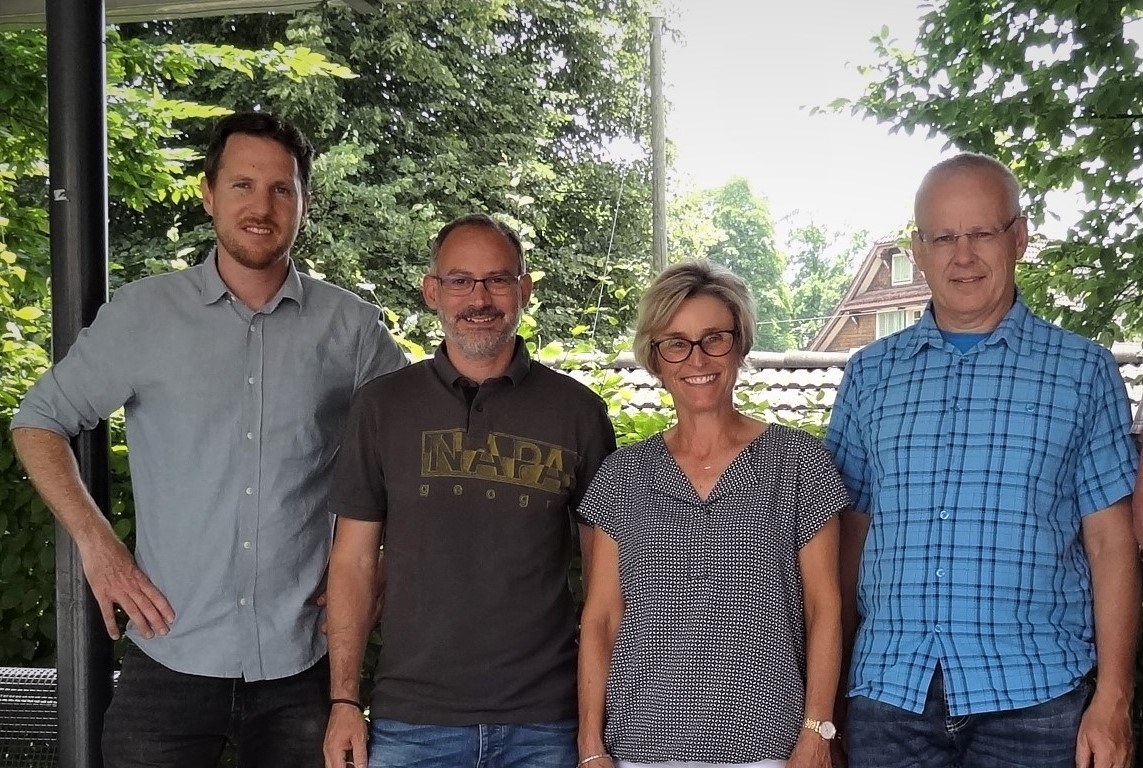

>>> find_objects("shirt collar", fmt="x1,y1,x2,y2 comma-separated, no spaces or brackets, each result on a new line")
987,294,1033,355
198,248,304,311
905,292,1030,357
199,249,230,305
431,336,531,390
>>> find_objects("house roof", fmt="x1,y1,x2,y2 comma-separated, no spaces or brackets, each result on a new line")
562,349,1143,431
809,237,930,351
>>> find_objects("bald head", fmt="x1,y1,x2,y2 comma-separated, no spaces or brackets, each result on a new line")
915,153,1022,228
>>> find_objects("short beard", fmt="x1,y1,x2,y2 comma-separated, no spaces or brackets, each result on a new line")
441,305,520,359
216,226,296,271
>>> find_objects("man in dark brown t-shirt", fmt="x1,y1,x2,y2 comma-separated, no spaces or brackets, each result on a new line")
323,213,616,768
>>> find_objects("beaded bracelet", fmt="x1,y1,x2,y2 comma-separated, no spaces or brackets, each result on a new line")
576,755,609,768
330,698,365,712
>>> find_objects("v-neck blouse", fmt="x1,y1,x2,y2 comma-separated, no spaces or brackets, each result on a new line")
578,425,849,762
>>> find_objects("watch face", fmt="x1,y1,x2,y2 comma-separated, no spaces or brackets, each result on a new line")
819,721,838,740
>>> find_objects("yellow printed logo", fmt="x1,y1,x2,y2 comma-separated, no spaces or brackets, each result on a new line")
421,430,576,493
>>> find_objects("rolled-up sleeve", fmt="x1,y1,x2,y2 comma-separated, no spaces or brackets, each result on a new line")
11,285,140,437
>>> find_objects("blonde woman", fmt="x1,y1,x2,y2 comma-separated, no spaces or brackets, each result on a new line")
577,260,847,768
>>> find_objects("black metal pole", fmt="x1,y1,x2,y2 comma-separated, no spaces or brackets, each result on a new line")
45,1,112,766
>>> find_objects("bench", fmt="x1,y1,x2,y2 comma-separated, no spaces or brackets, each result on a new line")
0,667,57,768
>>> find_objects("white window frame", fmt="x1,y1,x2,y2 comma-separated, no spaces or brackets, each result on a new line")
876,310,904,339
875,308,922,339
890,252,913,285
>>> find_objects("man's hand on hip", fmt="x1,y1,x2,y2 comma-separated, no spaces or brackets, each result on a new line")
80,532,174,640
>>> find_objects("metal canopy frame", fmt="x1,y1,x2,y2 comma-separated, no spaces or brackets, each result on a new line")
1,0,382,29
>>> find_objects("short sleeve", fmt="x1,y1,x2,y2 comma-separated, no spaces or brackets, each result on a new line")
1074,349,1136,516
569,394,618,511
329,382,388,523
823,359,871,515
575,449,626,539
794,433,851,549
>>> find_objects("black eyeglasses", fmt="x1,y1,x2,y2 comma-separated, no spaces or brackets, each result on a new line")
652,330,737,363
429,273,524,296
916,214,1024,252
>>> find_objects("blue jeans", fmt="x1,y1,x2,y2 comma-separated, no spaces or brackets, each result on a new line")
102,642,329,768
367,717,578,768
846,665,1092,768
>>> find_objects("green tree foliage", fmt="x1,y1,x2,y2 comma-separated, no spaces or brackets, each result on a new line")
845,1,1143,341
119,1,656,349
787,223,864,349
0,3,653,663
0,31,67,664
670,178,792,351
0,244,53,664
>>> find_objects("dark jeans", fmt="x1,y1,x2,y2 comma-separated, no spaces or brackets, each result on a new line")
102,642,329,768
367,717,578,768
846,665,1092,768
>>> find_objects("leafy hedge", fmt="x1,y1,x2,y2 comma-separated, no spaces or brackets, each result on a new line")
0,244,53,664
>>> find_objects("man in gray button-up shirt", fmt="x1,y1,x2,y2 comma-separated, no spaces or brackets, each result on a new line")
12,112,405,767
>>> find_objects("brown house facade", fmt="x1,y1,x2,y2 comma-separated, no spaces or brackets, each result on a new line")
809,237,931,352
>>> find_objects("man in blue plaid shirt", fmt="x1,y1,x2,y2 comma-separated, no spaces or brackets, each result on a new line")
825,153,1139,768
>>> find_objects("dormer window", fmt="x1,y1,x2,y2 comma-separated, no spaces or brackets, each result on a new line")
891,252,913,285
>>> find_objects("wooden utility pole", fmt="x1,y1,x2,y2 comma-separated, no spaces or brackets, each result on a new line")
650,15,667,273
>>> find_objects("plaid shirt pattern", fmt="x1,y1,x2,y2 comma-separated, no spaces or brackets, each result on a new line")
825,298,1136,716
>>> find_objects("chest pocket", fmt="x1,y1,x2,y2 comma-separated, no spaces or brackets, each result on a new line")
1002,393,1081,480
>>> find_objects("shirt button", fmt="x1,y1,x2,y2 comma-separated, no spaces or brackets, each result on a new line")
246,432,253,440
243,541,251,549
1025,403,1035,412
239,598,247,606
936,568,945,578
248,325,255,333
475,405,484,412
247,377,254,385
934,625,943,633
245,487,253,495
939,510,950,520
